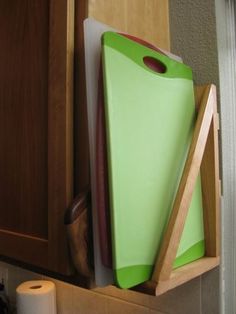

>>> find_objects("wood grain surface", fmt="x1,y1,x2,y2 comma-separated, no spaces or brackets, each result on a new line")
134,256,220,296
0,0,75,274
0,0,49,239
197,88,220,257
74,0,90,193
88,0,170,50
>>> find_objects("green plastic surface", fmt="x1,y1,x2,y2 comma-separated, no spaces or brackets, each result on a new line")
174,240,205,269
102,32,204,289
175,175,205,266
116,265,153,289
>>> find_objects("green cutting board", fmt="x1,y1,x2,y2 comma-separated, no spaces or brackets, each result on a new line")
102,32,204,289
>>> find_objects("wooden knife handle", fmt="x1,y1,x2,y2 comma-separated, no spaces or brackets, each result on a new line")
64,190,93,278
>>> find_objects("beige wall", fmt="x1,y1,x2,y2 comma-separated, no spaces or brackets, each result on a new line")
1,261,218,314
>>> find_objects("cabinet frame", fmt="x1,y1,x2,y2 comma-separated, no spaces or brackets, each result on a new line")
0,0,74,274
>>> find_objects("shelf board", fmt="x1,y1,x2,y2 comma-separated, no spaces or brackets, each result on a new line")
133,256,220,296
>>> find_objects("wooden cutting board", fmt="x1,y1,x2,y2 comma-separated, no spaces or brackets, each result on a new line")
102,31,204,288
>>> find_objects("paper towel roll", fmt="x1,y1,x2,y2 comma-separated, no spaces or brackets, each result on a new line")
16,280,57,314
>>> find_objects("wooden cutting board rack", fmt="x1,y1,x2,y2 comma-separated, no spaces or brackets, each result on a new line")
66,83,220,296
133,83,220,296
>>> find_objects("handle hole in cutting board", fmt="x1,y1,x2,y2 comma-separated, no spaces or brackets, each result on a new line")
143,56,166,73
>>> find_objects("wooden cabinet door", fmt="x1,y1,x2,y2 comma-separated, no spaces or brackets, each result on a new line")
0,0,74,274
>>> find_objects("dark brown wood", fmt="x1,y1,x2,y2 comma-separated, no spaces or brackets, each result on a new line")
47,0,74,274
0,0,49,239
64,190,89,225
65,191,93,277
0,229,48,268
0,0,76,274
74,0,90,193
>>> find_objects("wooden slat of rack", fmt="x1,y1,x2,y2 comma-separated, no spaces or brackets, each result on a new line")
133,85,220,296
200,96,220,257
134,256,220,296
155,256,219,296
152,85,215,282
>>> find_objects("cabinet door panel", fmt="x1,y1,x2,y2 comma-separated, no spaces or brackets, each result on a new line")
0,0,74,274
0,0,49,239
